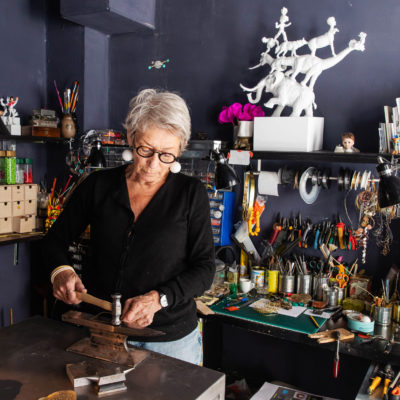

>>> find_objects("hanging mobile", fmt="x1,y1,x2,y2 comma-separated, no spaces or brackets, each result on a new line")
148,59,170,70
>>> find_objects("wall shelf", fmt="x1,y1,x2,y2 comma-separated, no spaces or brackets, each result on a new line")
0,135,71,144
0,231,44,246
251,151,395,164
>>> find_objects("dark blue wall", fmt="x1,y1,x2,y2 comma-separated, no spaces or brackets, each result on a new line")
0,0,48,326
109,0,400,153
108,0,400,287
1,0,400,328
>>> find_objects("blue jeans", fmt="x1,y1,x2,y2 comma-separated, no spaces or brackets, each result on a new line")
127,327,202,365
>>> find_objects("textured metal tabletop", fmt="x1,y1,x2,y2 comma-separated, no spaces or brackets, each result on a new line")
0,316,225,400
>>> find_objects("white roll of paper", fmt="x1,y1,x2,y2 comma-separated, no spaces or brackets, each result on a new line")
257,171,280,196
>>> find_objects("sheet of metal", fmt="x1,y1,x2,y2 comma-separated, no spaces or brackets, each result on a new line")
0,316,225,400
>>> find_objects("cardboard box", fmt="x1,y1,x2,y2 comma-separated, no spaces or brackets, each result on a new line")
0,217,12,234
0,186,12,202
11,185,25,201
12,215,35,233
253,116,324,152
12,201,25,216
0,202,12,218
24,184,38,200
25,199,37,215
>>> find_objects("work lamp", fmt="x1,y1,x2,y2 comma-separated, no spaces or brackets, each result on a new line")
212,149,239,190
376,156,400,208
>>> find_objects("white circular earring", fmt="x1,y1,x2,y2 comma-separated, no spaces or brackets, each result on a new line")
169,161,181,173
122,148,133,162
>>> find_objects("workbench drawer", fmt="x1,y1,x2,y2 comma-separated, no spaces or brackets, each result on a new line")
0,185,12,202
12,201,24,216
12,215,35,233
0,202,12,218
0,217,12,234
24,184,38,200
11,185,25,201
25,199,37,215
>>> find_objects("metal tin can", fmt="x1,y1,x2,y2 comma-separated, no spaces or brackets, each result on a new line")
266,270,279,293
279,275,295,295
373,305,392,326
296,274,312,295
251,267,265,288
323,288,338,307
336,287,346,305
313,276,330,301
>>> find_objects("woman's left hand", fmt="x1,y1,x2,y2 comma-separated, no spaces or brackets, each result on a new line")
121,290,162,329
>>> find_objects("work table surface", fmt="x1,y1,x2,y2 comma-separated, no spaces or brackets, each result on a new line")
0,316,225,400
203,311,400,366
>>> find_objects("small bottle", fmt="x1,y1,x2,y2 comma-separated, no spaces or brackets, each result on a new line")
16,158,25,184
5,151,16,184
24,158,33,183
0,150,6,184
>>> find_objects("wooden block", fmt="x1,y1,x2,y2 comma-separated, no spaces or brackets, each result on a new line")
196,300,215,315
21,125,60,138
308,328,354,343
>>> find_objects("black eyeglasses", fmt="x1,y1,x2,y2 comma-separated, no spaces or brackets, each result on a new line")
134,145,177,164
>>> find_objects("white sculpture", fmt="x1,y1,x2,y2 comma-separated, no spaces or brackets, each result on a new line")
307,17,338,56
275,38,308,58
274,7,291,42
240,71,316,117
0,96,19,125
240,9,367,117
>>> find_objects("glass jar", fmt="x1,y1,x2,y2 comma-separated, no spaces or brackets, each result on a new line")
16,158,25,184
0,150,5,184
5,150,16,184
24,158,33,183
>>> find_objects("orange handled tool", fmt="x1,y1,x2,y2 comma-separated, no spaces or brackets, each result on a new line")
336,221,345,250
269,214,282,245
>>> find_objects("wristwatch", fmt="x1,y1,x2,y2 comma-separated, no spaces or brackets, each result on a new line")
159,292,168,308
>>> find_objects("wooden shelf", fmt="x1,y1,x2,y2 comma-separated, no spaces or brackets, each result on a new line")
0,231,44,246
6,136,71,144
251,151,396,164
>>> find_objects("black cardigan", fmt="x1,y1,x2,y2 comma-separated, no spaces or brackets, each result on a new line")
43,165,215,341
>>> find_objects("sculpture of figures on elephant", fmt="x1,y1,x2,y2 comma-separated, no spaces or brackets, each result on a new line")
240,9,367,117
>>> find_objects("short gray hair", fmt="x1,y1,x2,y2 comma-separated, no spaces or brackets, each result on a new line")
124,89,191,153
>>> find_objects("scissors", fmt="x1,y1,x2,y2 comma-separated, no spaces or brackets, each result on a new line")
309,259,324,274
336,273,349,288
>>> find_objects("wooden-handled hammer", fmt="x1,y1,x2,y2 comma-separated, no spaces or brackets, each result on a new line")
75,292,122,325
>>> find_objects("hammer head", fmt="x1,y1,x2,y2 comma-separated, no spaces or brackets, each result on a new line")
111,293,122,326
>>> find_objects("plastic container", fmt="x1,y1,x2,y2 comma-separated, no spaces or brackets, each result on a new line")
24,158,33,183
16,158,24,184
5,150,16,184
0,150,5,184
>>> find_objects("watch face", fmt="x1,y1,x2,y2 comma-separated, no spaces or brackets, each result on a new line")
160,294,168,308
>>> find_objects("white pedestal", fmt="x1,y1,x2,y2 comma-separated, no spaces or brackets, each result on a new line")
253,116,324,152
1,116,21,135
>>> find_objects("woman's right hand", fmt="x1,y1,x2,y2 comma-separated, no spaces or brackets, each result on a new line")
52,269,87,305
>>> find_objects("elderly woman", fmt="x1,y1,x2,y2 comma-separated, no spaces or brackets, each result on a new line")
43,89,215,364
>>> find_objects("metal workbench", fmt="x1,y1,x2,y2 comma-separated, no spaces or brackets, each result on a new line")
0,316,225,400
